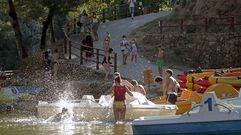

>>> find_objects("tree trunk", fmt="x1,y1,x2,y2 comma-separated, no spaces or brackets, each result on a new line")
8,0,28,60
40,7,55,50
50,19,56,43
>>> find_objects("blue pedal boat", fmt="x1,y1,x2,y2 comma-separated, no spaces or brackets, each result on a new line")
132,92,241,135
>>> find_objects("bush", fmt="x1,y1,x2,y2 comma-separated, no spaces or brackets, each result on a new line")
173,48,182,56
186,24,197,33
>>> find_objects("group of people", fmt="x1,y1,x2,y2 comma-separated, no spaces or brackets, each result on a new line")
154,69,180,104
77,10,100,41
120,35,138,65
106,72,146,122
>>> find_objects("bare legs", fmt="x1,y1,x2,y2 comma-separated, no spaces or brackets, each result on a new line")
93,29,98,41
113,101,126,122
131,55,137,63
129,7,135,20
103,63,110,80
158,66,163,77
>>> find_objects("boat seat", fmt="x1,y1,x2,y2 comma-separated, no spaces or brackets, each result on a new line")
178,89,191,101
82,95,95,102
206,83,239,99
177,89,202,103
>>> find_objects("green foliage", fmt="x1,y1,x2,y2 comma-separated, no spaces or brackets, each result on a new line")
143,0,160,8
0,21,20,69
184,11,191,19
173,48,182,56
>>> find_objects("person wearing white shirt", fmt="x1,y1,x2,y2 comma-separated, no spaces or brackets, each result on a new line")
128,0,136,20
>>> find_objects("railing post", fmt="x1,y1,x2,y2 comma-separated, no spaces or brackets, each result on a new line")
102,9,106,23
68,40,71,59
230,17,235,31
114,6,117,20
159,20,163,33
96,49,99,70
204,17,208,33
114,53,117,73
80,45,83,64
64,37,67,54
180,19,184,33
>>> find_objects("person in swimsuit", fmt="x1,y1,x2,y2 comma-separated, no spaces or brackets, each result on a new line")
113,72,134,90
102,48,113,80
156,48,165,76
130,39,138,63
52,107,70,122
92,12,100,41
103,32,111,53
130,80,146,96
163,69,180,104
108,76,133,122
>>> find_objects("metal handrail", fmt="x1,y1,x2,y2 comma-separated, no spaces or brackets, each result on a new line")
215,103,232,114
63,14,118,72
187,104,203,116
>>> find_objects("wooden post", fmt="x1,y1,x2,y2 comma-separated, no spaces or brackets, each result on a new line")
230,17,235,31
96,49,99,70
102,9,106,23
180,19,184,33
114,6,117,20
159,20,163,33
64,37,67,54
114,53,117,73
68,40,71,59
80,45,83,64
204,17,208,32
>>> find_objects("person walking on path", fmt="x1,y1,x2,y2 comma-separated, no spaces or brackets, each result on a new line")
107,76,133,122
128,0,136,20
103,32,111,53
43,48,52,71
92,12,100,41
102,48,113,80
52,48,60,77
82,34,94,59
130,39,138,63
78,10,88,32
120,35,130,65
156,47,165,76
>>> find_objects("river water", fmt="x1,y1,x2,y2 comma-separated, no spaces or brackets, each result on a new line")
0,114,132,135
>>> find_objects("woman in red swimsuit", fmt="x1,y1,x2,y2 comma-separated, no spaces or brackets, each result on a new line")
109,76,133,122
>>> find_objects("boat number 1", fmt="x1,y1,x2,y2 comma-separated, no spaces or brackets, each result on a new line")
204,98,213,111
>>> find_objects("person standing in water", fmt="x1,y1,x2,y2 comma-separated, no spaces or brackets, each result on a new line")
108,76,133,122
52,107,70,122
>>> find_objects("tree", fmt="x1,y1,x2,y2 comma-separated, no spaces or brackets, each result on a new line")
8,0,28,59
40,0,86,50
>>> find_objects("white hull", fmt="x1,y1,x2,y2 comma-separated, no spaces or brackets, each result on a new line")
37,93,177,121
37,104,177,121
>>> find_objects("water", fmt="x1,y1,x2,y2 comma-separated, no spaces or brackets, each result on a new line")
0,114,132,135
